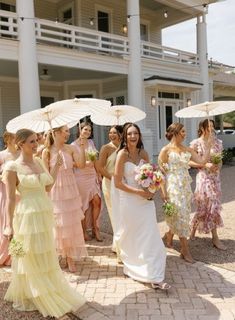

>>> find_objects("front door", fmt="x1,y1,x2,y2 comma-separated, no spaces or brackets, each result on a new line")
156,101,182,153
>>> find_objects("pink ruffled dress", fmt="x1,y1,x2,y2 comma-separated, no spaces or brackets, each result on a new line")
190,137,224,233
72,139,102,228
49,149,87,260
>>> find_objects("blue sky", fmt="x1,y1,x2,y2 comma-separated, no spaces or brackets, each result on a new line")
162,0,235,66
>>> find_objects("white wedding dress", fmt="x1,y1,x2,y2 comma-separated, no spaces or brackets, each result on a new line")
112,161,166,284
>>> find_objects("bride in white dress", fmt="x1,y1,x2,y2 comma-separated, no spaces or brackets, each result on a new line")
112,123,170,290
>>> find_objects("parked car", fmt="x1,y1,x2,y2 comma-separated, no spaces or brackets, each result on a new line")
216,129,235,135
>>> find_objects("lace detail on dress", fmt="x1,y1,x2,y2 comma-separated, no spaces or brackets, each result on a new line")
166,151,192,238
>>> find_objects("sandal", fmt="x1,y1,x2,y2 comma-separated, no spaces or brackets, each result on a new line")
151,282,171,290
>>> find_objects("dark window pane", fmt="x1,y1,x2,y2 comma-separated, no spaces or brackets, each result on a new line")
98,11,109,32
40,96,54,108
165,106,172,129
158,105,161,139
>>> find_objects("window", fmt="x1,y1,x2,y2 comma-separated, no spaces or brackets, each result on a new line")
158,91,181,99
0,2,16,38
165,106,173,129
63,8,72,22
116,96,125,105
106,95,125,106
97,11,109,33
41,96,55,108
140,24,148,41
0,3,16,12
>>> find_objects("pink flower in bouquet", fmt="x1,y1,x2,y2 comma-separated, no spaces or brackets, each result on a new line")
135,160,164,193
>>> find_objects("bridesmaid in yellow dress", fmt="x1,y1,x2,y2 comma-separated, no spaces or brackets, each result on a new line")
98,126,122,250
3,129,85,318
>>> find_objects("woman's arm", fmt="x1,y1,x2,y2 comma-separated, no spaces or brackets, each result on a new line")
97,145,111,179
3,170,17,238
114,150,153,199
41,149,63,191
71,144,86,169
158,146,169,174
187,144,211,164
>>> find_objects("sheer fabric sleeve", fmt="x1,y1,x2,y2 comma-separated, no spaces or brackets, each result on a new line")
1,160,17,183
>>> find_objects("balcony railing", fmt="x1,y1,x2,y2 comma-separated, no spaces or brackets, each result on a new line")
0,10,199,67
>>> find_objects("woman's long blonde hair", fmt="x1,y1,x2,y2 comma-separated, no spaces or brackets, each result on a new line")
44,126,63,162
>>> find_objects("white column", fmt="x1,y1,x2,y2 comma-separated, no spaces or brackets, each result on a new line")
127,0,153,159
127,0,143,110
197,14,209,103
17,0,40,113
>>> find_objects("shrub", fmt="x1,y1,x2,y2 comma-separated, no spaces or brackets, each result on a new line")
222,149,233,164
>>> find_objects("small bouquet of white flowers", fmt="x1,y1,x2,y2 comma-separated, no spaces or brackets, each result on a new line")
162,201,177,217
9,238,26,258
210,152,223,165
86,148,98,162
135,161,164,194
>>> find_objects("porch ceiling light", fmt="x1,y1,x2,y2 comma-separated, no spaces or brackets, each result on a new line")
164,10,168,18
40,68,51,81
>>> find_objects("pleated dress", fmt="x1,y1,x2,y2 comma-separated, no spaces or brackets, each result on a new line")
3,159,85,318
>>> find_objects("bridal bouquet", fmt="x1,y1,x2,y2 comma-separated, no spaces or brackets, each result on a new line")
135,161,164,193
9,238,26,258
210,152,223,165
86,148,98,162
162,201,177,217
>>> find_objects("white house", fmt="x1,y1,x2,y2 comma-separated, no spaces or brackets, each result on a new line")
0,0,220,156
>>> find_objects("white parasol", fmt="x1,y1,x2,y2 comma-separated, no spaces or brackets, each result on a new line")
90,105,146,126
175,101,235,118
6,98,111,133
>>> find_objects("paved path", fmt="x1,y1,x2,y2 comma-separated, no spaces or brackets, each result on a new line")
1,234,235,320
0,165,235,320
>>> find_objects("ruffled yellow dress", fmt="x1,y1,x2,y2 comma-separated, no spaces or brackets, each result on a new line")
3,159,85,318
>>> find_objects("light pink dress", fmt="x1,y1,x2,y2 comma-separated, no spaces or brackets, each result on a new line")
190,137,224,233
49,149,87,260
72,139,101,228
0,149,19,266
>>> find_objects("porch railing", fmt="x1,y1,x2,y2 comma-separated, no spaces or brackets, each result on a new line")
0,10,199,66
141,41,199,65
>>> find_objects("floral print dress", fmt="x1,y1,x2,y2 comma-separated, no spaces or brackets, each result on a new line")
190,137,224,233
166,151,192,238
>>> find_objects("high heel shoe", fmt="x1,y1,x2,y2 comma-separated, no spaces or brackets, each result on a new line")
84,231,92,241
92,228,103,242
151,282,171,290
162,232,173,248
180,252,195,264
212,240,227,251
67,257,77,273
59,256,68,269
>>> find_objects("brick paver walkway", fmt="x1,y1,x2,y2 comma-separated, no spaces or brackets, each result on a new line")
0,165,235,320
1,234,235,320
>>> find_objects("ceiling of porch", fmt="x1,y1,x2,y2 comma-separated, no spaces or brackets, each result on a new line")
0,60,119,82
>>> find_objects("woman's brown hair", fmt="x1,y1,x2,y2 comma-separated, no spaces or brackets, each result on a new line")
3,131,15,148
165,123,184,141
76,121,93,138
119,123,144,152
198,119,215,137
15,129,35,150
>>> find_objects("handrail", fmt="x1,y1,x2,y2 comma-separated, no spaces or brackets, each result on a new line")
0,10,199,67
